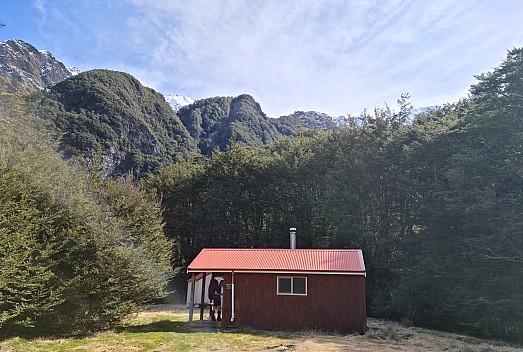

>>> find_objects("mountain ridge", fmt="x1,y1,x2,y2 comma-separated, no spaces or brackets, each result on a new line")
0,39,72,92
44,69,198,177
0,39,424,178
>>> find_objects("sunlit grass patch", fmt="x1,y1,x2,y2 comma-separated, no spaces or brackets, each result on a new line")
1,304,522,352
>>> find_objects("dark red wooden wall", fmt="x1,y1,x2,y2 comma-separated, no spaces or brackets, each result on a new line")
220,272,366,333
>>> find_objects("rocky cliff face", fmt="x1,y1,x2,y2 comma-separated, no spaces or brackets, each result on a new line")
47,69,198,178
275,111,343,134
0,39,72,92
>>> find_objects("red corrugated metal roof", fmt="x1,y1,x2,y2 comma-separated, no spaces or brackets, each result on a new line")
187,248,365,274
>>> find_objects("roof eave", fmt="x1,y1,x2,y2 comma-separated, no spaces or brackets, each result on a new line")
187,268,366,276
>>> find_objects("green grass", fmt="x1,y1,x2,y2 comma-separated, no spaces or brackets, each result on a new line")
0,310,294,352
1,305,521,352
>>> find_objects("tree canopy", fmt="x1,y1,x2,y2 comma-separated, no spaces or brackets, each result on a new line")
0,93,173,337
148,49,523,343
1,47,522,343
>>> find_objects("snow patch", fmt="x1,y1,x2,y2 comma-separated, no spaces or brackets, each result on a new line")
67,67,81,76
164,94,195,112
41,62,53,74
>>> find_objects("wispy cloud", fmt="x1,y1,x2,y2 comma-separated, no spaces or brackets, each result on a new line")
33,0,47,16
25,0,523,117
33,0,48,32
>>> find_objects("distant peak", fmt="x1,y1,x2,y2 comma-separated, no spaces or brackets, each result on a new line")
235,93,255,101
67,67,81,76
3,39,34,49
164,94,195,112
0,39,72,90
277,110,347,131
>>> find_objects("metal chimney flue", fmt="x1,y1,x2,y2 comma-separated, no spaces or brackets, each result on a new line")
290,227,296,249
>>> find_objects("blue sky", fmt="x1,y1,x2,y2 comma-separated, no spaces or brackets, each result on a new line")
1,0,523,117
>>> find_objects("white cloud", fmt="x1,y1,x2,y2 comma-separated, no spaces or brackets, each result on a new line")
33,0,47,15
33,0,48,32
26,0,523,117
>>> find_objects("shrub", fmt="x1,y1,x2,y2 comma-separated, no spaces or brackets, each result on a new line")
0,94,173,337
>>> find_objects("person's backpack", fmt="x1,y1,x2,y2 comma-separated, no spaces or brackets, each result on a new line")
215,281,222,296
208,278,218,300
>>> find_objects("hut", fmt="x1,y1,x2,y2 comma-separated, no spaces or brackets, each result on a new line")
187,247,366,333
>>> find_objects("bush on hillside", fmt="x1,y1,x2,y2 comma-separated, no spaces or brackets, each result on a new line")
0,94,173,337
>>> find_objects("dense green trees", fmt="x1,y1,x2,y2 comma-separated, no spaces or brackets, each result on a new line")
146,132,333,268
177,94,281,156
402,48,523,342
1,43,522,343
0,94,173,337
27,69,199,178
149,49,523,343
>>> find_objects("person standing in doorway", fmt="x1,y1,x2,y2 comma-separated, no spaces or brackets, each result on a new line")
208,276,218,321
214,280,224,321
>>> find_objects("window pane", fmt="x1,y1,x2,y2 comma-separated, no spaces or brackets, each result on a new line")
293,278,306,294
278,277,291,293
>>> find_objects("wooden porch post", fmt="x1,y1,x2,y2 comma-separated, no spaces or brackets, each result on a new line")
189,273,196,323
199,272,206,320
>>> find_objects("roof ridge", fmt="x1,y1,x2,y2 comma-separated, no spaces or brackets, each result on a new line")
202,248,361,251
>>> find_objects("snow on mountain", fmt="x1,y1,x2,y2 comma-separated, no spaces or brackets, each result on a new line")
67,67,81,76
0,39,71,90
276,111,342,132
332,115,350,127
409,106,436,116
164,94,195,112
277,105,436,132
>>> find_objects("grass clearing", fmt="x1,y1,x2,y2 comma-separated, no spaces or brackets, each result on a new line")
1,304,521,352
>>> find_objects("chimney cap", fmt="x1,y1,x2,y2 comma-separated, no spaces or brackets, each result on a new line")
290,228,296,249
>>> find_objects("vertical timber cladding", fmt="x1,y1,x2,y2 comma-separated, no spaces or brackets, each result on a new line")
222,272,366,333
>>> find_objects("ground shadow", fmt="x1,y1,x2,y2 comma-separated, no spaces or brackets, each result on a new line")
115,320,190,333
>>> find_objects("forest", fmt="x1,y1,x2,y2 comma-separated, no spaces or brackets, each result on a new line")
147,48,523,343
0,48,522,343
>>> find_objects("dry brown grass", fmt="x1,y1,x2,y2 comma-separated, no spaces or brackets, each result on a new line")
134,304,522,352
1,303,521,352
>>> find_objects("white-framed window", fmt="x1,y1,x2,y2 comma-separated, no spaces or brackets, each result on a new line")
277,276,307,295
